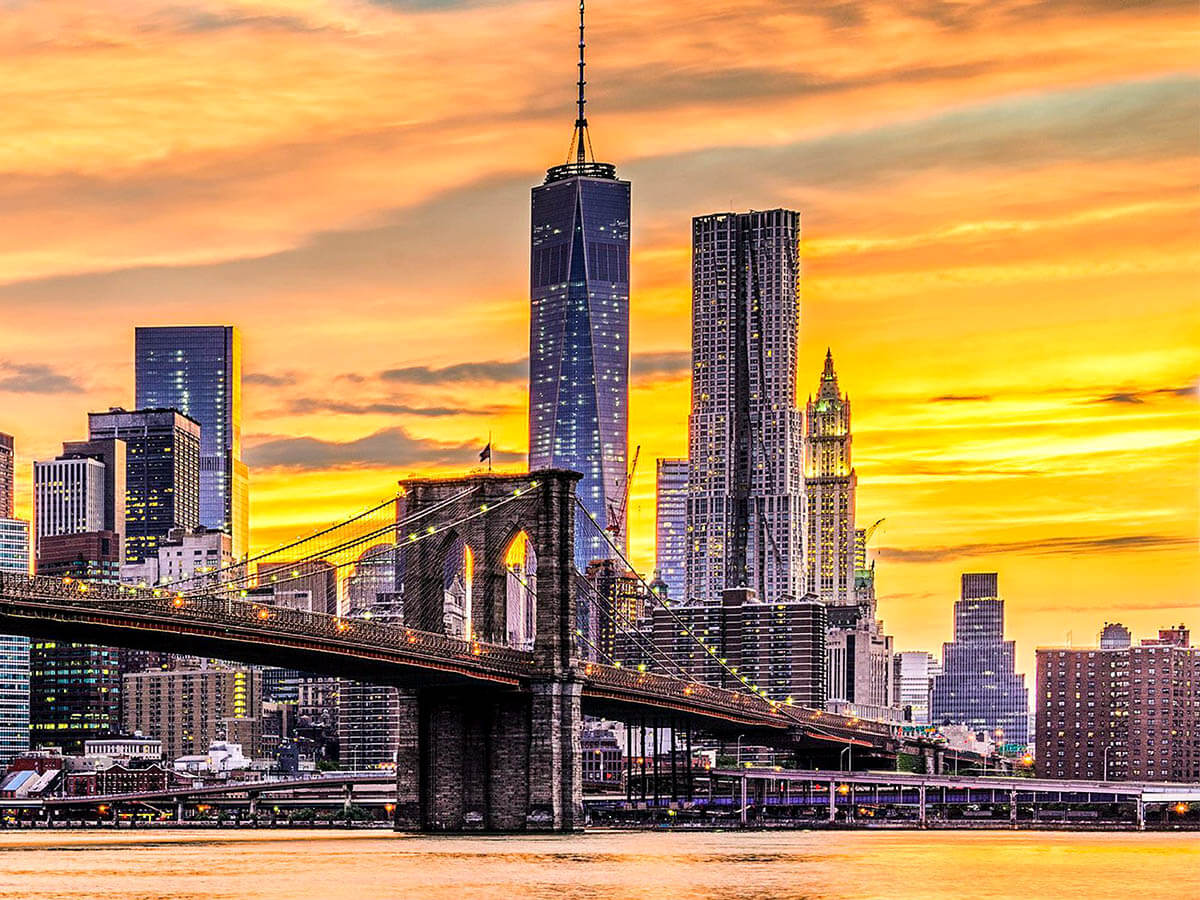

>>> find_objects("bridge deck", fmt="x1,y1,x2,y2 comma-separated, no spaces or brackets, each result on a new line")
0,573,895,743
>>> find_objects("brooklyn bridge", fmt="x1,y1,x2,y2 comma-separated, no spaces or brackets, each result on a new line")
0,469,897,832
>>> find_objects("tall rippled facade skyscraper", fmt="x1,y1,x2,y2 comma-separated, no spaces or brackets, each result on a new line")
528,3,630,568
686,210,804,604
135,326,248,559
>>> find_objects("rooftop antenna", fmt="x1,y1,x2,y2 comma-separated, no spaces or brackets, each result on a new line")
570,1,595,165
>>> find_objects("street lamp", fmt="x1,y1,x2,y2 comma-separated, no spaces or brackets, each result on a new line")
735,734,745,766
840,744,852,772
1103,745,1113,781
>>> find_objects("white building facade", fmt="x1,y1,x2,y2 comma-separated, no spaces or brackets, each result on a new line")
33,456,106,554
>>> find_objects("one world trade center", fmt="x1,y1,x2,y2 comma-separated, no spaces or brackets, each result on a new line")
528,2,630,568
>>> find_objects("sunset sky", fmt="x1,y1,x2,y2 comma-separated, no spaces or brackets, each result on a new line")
1,0,1196,675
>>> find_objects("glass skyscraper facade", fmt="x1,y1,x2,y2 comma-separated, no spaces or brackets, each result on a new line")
528,160,630,568
135,326,248,559
654,458,687,602
0,517,30,765
88,409,200,565
931,573,1029,747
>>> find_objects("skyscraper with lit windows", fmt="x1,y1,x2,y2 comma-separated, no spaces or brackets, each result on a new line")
686,209,804,604
0,516,30,765
654,458,687,601
804,349,857,605
931,573,1029,747
0,432,13,519
135,326,248,559
527,3,630,567
88,408,200,565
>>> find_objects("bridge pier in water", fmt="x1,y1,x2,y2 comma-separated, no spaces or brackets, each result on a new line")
392,680,584,832
393,470,585,832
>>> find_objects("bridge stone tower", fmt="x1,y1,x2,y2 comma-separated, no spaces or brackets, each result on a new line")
392,469,584,831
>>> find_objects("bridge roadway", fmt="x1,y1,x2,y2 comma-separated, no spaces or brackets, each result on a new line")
0,572,892,745
713,768,1200,828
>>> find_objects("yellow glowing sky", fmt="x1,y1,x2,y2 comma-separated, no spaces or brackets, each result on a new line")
1,0,1196,674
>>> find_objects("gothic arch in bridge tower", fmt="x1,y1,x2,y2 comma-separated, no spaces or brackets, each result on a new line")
501,529,537,651
398,470,579,671
439,533,473,640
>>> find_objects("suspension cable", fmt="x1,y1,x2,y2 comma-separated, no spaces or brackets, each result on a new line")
574,497,769,702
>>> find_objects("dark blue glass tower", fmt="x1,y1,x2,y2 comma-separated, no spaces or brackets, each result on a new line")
135,326,248,559
528,2,629,568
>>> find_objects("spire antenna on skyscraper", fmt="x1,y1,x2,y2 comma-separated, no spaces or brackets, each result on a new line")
570,0,596,165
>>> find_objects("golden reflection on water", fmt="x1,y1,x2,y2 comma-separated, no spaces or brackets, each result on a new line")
0,830,1194,900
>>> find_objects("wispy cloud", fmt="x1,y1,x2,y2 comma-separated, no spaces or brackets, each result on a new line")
288,398,519,417
0,362,84,394
244,426,508,471
876,534,1195,563
375,359,527,385
632,351,690,378
1089,382,1198,405
244,372,298,387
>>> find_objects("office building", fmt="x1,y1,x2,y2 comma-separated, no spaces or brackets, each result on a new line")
61,438,126,563
120,525,235,591
654,458,687,602
0,518,28,576
344,544,399,618
687,209,804,604
32,455,106,555
29,442,126,754
825,604,895,720
632,588,826,707
805,350,857,605
1099,622,1132,649
893,651,939,725
135,326,248,559
931,573,1029,747
0,517,30,765
338,544,402,770
88,409,200,565
527,5,630,567
28,642,122,753
35,531,121,583
0,432,13,519
581,558,648,663
641,602,724,686
1036,624,1199,782
731,590,827,707
122,666,260,760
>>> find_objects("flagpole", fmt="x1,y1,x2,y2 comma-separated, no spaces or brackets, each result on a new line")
488,430,493,472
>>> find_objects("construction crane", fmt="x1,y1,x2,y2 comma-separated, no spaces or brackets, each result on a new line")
860,518,886,544
607,445,640,542
855,518,886,578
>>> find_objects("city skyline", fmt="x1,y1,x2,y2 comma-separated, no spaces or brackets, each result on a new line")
0,1,1196,680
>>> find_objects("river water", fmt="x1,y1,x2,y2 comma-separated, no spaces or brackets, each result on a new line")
0,830,1193,899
